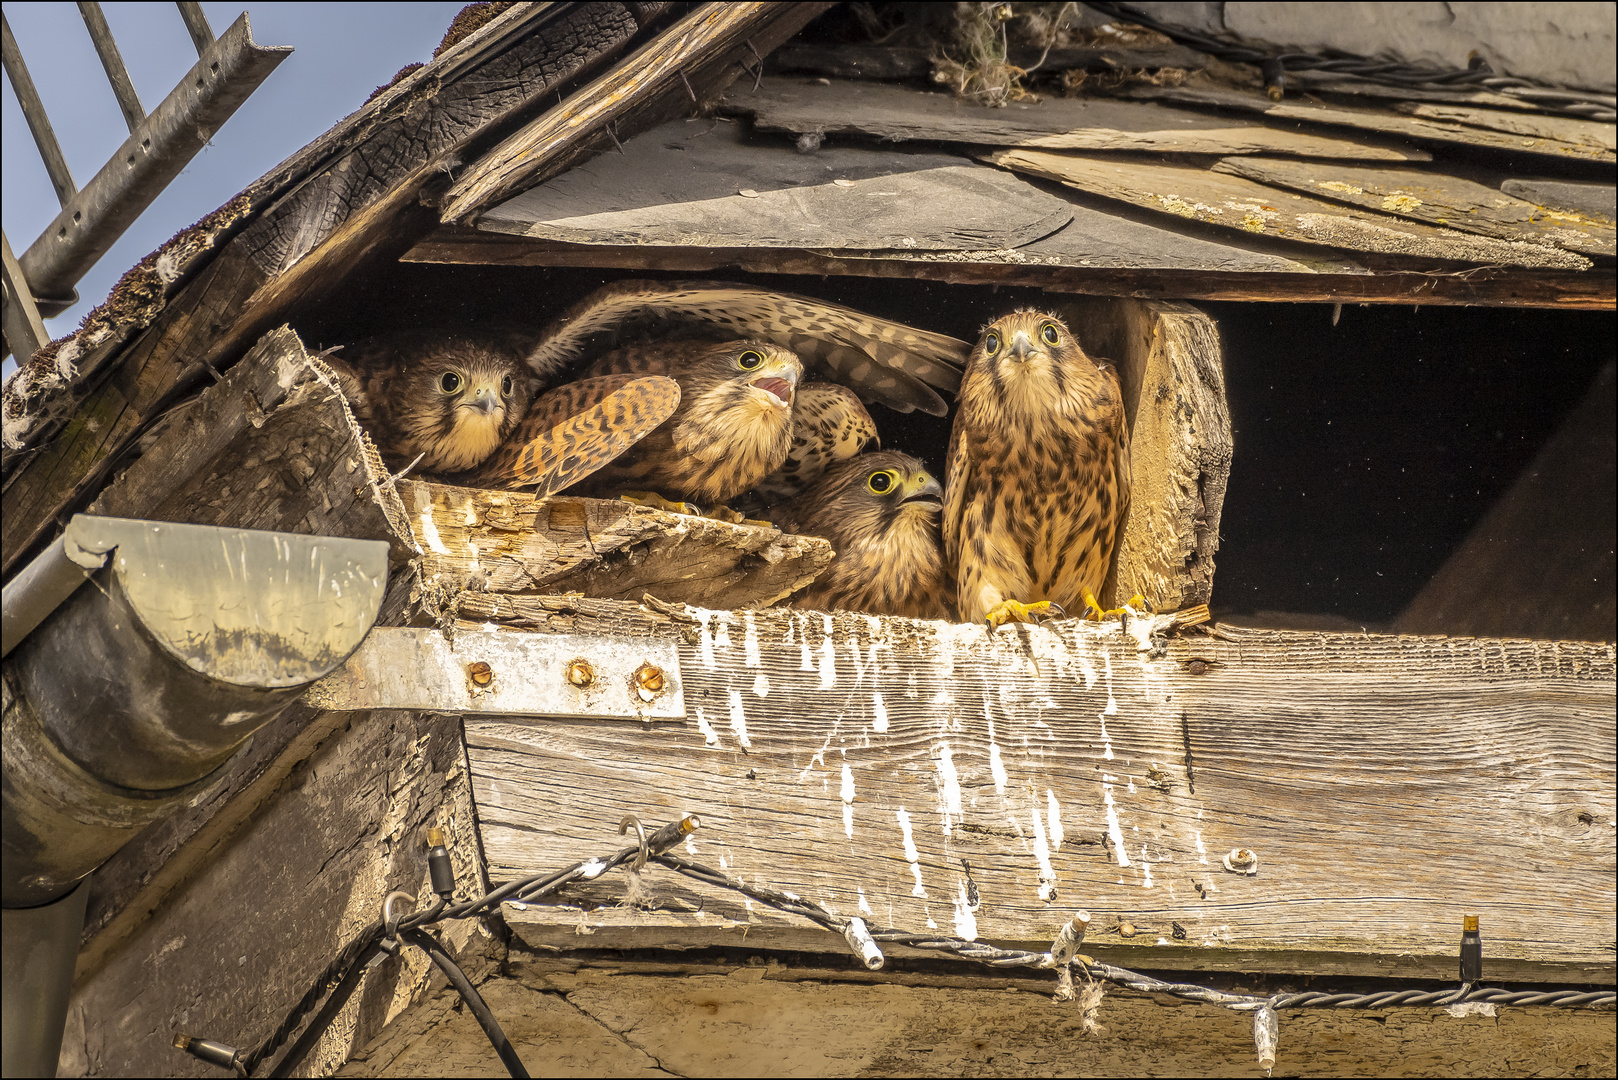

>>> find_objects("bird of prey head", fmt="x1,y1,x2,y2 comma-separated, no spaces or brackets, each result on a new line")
771,450,951,620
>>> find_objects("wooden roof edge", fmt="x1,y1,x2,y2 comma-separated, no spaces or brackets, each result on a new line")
0,3,833,580
0,1,652,468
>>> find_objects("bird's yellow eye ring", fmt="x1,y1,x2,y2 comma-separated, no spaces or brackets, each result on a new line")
737,349,765,370
867,470,897,495
984,331,1001,354
501,374,514,396
1041,322,1060,345
439,371,464,394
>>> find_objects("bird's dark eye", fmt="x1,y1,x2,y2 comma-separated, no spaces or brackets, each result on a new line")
984,331,1001,354
867,470,896,494
737,349,765,370
439,371,463,394
501,375,514,396
1041,322,1060,345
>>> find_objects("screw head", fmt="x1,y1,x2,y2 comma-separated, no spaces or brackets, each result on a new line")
567,658,595,688
468,661,493,686
633,663,666,701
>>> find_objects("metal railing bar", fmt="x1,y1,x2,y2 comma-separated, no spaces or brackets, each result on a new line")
17,13,290,313
2,230,51,362
175,2,214,56
1,14,78,207
78,2,145,134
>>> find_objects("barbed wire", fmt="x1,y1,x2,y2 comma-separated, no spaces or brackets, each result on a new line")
180,813,1615,1078
1082,1,1617,122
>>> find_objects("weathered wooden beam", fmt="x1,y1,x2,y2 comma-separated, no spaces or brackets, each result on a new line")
402,228,1618,309
472,612,1616,982
337,960,1618,1078
1064,298,1229,613
2,1,661,576
401,479,832,616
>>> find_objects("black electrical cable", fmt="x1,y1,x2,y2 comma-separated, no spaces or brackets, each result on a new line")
401,928,530,1078
266,939,385,1078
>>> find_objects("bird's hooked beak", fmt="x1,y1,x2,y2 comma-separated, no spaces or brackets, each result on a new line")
749,356,801,406
899,472,944,507
464,384,501,416
1007,330,1037,364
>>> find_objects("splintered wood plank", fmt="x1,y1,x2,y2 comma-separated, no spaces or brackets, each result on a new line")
1501,178,1617,222
474,614,1615,982
1062,300,1229,614
479,120,1075,251
1214,157,1616,257
988,150,1592,269
1395,103,1618,154
406,228,1617,309
723,78,1430,161
400,479,832,613
442,3,832,222
1126,87,1616,164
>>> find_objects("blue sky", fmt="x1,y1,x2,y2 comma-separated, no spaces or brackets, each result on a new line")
3,1,466,375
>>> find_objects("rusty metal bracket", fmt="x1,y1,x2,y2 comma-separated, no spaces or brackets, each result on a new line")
304,628,686,720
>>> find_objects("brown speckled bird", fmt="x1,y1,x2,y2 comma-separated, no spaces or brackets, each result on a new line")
330,333,535,473
455,375,681,492
753,382,879,502
770,451,950,620
568,339,801,503
944,311,1130,627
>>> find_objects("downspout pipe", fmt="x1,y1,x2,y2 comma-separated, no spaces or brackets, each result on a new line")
1,515,388,1076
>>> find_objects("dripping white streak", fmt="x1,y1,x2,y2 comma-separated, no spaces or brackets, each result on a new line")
858,888,874,916
727,690,752,749
1101,774,1132,867
953,880,979,941
871,692,889,733
985,706,1008,795
753,672,770,697
1140,848,1154,888
1030,800,1057,901
936,742,962,835
743,611,761,667
1046,790,1064,850
697,610,717,671
896,808,926,897
695,708,719,747
841,764,856,838
819,616,837,688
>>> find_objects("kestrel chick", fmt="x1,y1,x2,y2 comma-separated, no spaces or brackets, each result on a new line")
771,451,950,620
330,334,535,473
571,339,802,503
753,382,879,502
944,311,1130,626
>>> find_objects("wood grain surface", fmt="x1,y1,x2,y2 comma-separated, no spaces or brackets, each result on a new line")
474,612,1615,982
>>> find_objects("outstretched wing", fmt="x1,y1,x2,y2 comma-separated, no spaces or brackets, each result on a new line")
526,279,969,416
456,375,680,494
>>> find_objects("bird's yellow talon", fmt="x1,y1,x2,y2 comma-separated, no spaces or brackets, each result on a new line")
984,599,1064,630
1084,590,1146,621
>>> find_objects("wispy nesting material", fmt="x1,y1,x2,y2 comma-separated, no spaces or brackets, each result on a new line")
932,2,1036,107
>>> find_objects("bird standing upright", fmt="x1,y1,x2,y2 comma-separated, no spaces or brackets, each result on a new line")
944,311,1130,627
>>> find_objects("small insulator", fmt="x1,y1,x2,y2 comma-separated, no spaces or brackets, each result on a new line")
174,1033,243,1073
426,826,455,899
1253,1003,1279,1075
1459,913,1483,983
842,916,884,970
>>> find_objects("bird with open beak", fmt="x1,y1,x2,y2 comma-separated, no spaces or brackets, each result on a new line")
568,338,803,505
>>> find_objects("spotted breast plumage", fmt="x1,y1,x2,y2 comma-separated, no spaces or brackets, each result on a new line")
769,451,951,620
944,311,1130,627
753,382,879,502
566,339,802,504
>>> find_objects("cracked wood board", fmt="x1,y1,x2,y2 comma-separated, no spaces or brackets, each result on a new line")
722,77,1431,161
473,611,1615,983
478,118,1075,251
987,150,1592,269
1394,103,1617,154
1213,157,1616,258
400,479,832,614
1125,87,1616,165
1061,299,1229,614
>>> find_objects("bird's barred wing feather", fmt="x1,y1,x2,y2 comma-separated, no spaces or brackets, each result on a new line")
457,375,680,493
526,280,968,416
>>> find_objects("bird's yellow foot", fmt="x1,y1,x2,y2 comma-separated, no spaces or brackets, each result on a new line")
620,491,703,516
1082,591,1148,620
984,599,1067,631
706,505,747,525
